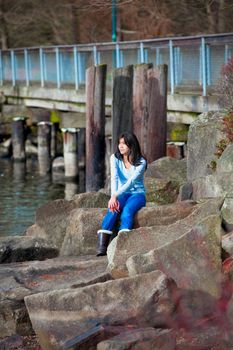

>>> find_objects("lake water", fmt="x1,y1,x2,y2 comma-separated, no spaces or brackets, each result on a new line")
0,158,84,237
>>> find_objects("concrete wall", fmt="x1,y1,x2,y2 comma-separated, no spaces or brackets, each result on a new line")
0,85,221,139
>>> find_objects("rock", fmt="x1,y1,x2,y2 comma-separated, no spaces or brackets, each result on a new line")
72,191,110,208
221,197,233,232
107,198,223,279
24,271,177,350
26,192,110,251
0,255,110,338
146,157,187,184
26,199,77,249
97,328,176,350
191,174,222,201
145,177,181,204
0,236,58,263
134,200,197,228
177,182,193,201
187,111,225,182
60,208,107,256
0,335,24,349
222,232,233,258
145,157,187,204
127,215,222,298
216,143,233,174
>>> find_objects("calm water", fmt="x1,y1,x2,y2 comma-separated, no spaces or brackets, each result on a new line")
0,158,83,237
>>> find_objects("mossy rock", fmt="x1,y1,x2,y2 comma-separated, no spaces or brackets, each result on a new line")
145,177,180,205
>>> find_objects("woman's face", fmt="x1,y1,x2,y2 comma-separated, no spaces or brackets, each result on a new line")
118,138,130,156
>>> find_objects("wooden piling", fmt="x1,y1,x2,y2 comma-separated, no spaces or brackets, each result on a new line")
62,128,78,179
132,64,167,163
37,122,52,175
12,117,26,161
86,65,107,192
77,128,85,170
51,122,59,159
112,65,133,151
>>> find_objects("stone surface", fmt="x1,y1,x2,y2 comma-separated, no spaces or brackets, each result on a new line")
0,255,109,338
146,156,187,184
221,197,233,232
26,192,110,250
222,232,233,258
191,174,222,201
60,208,107,256
107,198,223,279
72,191,110,208
187,111,225,182
24,271,176,350
127,215,222,298
0,236,58,264
134,200,196,228
145,177,181,204
97,328,176,350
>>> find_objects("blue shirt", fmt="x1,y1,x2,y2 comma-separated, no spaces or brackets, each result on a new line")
110,154,146,197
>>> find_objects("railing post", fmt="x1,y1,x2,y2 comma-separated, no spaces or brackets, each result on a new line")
116,43,120,68
201,37,207,96
156,48,160,66
24,49,30,87
206,44,211,85
0,50,3,86
93,45,98,65
169,40,175,94
11,50,16,87
39,48,45,87
140,42,144,63
225,44,229,64
55,47,61,88
73,46,79,90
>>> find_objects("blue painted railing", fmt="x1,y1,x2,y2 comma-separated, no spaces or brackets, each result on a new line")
0,33,233,96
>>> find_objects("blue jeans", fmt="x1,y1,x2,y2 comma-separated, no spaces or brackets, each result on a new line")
101,192,146,232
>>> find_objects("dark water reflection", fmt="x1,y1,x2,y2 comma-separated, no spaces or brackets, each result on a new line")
0,158,84,237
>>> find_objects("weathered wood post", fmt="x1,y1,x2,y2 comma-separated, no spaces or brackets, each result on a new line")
37,121,52,175
132,64,167,163
77,128,86,193
112,65,133,150
62,128,78,179
86,65,107,192
65,181,78,200
12,117,26,161
51,122,59,159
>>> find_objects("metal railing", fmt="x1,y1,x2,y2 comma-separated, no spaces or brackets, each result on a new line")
0,32,233,96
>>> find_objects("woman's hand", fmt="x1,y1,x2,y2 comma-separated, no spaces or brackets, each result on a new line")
108,195,120,213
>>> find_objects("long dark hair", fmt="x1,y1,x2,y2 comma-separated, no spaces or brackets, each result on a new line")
114,132,147,167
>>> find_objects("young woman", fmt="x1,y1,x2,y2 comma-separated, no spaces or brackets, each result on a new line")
97,131,147,256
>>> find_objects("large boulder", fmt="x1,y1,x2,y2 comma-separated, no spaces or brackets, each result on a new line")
24,271,177,350
146,157,187,184
60,208,107,256
127,215,222,298
145,157,187,205
0,255,110,338
134,200,197,228
97,328,176,350
187,111,225,182
0,236,58,263
26,192,110,250
107,198,223,280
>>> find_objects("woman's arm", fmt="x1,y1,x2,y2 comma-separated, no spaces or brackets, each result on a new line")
109,154,120,212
